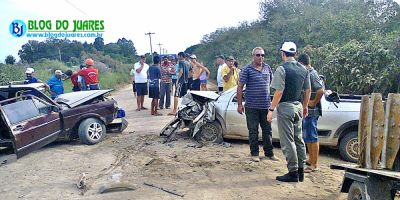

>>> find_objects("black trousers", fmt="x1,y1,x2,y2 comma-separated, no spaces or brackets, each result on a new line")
245,107,274,157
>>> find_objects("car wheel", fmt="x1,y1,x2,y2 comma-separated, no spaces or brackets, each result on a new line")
339,131,358,163
78,118,106,145
347,181,366,200
195,121,223,144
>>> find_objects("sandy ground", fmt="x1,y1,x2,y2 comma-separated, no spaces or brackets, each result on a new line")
0,84,349,200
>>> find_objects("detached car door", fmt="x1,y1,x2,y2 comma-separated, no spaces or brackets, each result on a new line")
0,96,62,158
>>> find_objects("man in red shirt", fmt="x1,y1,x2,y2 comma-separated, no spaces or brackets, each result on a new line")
65,69,80,91
78,58,100,90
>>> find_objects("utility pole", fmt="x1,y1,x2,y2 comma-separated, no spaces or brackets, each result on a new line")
58,48,61,61
157,43,163,55
145,32,155,56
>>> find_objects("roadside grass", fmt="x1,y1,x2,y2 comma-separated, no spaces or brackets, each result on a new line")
1,59,132,94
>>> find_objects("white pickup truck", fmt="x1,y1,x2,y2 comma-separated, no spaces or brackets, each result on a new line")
216,87,361,162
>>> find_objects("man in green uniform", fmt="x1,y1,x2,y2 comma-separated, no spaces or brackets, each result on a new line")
267,42,311,182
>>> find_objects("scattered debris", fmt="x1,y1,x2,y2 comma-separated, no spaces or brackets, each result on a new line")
229,154,240,158
99,183,137,194
166,143,175,148
76,173,86,189
143,182,184,197
185,143,203,148
221,142,231,148
145,158,155,166
111,173,123,182
186,143,197,148
168,154,178,159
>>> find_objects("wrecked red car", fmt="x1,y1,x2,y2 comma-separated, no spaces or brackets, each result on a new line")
0,83,127,159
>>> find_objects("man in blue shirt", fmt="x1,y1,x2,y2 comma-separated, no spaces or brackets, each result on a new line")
47,70,64,99
148,55,162,116
24,68,41,84
23,67,52,97
237,47,280,162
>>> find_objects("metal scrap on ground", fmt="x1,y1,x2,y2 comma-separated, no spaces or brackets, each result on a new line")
143,182,184,197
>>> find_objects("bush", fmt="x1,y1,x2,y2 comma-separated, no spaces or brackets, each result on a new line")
307,34,399,95
0,64,24,85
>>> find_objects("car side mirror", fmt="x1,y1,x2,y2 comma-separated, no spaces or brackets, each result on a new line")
39,105,60,114
325,90,340,103
51,105,60,112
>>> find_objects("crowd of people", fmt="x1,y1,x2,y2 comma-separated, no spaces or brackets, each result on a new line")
131,41,325,183
24,42,324,184
23,58,100,99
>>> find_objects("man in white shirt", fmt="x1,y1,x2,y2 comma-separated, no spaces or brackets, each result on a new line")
134,55,150,111
216,55,226,93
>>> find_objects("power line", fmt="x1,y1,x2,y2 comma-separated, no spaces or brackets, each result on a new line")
64,0,88,16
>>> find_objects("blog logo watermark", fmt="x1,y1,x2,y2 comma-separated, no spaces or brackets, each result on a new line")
9,19,105,38
9,20,27,38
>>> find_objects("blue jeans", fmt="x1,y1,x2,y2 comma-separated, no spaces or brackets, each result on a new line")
159,82,171,108
302,116,319,143
89,84,100,90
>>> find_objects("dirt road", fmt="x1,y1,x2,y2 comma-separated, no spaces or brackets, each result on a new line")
0,85,348,200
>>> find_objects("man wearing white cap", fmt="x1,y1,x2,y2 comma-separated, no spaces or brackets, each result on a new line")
47,70,64,99
24,67,42,84
267,41,311,182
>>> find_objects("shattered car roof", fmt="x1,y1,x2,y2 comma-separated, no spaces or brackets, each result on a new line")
55,90,113,108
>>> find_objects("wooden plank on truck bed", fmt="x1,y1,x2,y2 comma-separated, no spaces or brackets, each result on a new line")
370,93,384,169
330,163,400,180
383,93,400,170
358,95,369,167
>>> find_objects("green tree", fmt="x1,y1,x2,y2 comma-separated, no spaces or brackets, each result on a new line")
93,37,104,51
192,0,400,95
5,55,16,65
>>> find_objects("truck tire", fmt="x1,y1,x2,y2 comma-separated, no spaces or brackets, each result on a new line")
195,121,223,144
78,118,106,145
339,131,358,163
348,181,367,200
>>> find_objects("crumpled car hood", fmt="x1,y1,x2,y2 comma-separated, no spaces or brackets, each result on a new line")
55,90,112,108
188,91,220,100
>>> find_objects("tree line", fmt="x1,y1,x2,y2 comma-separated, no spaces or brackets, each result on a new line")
187,0,400,95
16,37,137,66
